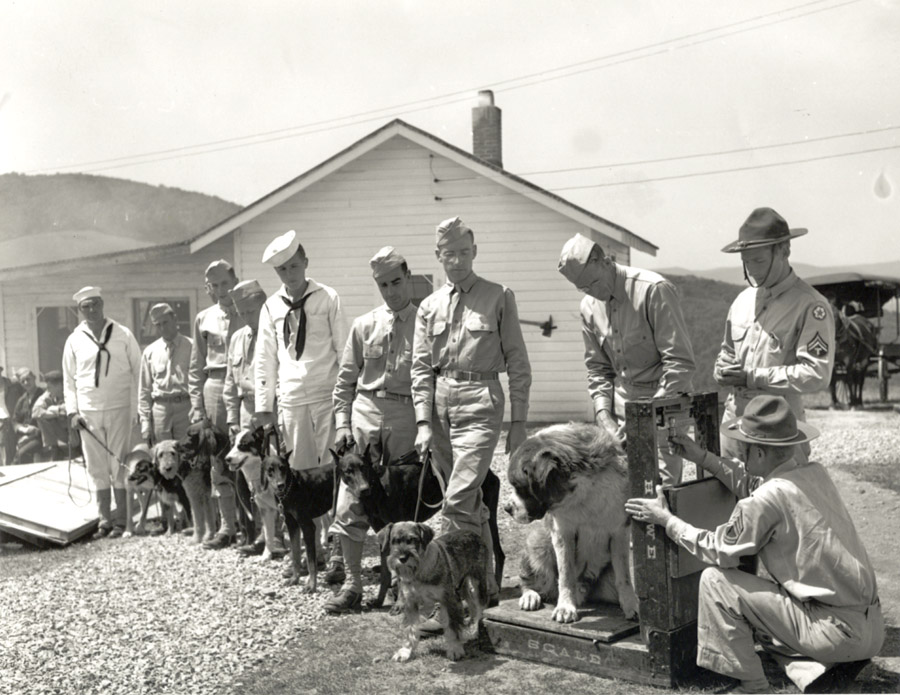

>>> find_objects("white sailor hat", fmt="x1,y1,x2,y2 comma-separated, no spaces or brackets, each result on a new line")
73,286,102,304
558,233,600,284
262,230,303,266
369,247,406,278
435,216,474,247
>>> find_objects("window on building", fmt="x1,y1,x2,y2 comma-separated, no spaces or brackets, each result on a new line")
36,306,80,375
132,298,192,348
409,274,433,307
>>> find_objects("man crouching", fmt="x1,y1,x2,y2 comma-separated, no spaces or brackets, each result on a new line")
626,395,883,694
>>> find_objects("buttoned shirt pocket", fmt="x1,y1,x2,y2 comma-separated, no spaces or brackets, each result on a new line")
428,319,448,338
363,343,384,360
465,315,496,334
629,331,660,370
731,319,752,348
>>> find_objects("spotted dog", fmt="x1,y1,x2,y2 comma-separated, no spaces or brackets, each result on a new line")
126,448,190,536
505,422,639,624
225,427,282,559
262,452,335,593
379,522,488,662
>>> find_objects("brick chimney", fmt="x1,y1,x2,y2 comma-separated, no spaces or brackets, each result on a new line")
472,90,502,168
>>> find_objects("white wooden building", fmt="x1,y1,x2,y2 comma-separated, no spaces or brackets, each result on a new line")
0,94,657,422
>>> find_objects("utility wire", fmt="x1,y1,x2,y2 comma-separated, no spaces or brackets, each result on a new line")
24,0,857,175
521,124,900,176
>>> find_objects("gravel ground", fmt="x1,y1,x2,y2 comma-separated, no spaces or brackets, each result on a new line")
0,533,366,695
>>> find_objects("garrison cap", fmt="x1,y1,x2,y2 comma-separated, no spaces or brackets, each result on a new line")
369,246,406,278
229,279,267,305
148,303,175,321
262,230,302,266
204,259,234,277
721,207,808,253
558,233,600,284
435,216,473,247
73,286,102,304
42,370,64,384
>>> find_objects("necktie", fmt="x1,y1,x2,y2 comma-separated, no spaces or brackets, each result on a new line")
83,323,114,387
281,294,311,359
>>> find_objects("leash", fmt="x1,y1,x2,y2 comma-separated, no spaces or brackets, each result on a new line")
331,438,353,518
414,450,445,521
66,418,91,507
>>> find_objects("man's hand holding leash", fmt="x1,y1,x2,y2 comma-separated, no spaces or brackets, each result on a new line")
415,422,432,459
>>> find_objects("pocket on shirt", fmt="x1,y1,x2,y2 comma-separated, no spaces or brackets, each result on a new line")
629,333,660,369
231,354,243,368
428,320,448,338
465,315,496,335
363,343,384,360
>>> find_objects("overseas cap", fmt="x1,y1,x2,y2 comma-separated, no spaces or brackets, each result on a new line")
557,233,599,284
369,246,406,278
435,216,473,247
148,303,175,321
229,279,267,304
73,286,102,304
262,230,302,266
42,370,64,383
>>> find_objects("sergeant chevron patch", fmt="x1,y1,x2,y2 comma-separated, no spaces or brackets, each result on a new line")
807,332,829,357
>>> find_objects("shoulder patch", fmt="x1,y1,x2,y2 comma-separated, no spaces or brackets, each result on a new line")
812,304,827,321
807,332,830,358
722,509,744,545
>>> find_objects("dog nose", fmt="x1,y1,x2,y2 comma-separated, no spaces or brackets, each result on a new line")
503,501,514,517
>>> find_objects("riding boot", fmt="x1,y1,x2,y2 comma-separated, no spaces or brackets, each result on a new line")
323,536,363,614
96,488,112,529
112,488,128,530
481,517,500,604
216,493,237,536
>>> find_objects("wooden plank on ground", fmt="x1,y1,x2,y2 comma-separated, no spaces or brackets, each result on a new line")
484,598,639,643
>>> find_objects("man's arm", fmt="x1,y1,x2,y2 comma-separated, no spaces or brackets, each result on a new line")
747,300,836,393
581,300,616,423
138,348,153,438
647,282,695,397
328,292,350,361
411,304,436,456
62,338,78,415
668,433,763,499
188,314,208,419
714,304,744,387
223,335,240,430
499,287,532,423
333,320,363,431
254,303,279,415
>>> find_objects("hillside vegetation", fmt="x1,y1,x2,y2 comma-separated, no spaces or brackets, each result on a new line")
0,172,240,246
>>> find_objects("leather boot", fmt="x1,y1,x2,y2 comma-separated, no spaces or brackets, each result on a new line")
110,488,128,537
216,491,237,536
93,489,112,539
481,517,500,606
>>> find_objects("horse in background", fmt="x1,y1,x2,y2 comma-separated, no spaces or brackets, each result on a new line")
831,303,879,408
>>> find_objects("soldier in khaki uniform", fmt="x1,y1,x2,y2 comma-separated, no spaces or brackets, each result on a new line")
715,208,835,462
138,303,192,444
627,395,883,694
189,259,244,549
412,216,531,602
326,247,419,613
558,233,695,484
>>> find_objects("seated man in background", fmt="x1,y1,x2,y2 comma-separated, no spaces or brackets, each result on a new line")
33,370,78,461
13,368,44,463
626,395,883,694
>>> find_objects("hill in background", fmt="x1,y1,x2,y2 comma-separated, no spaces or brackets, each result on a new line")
659,260,900,286
0,172,240,248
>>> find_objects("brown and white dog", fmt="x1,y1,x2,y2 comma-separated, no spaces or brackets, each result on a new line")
154,434,217,545
505,422,639,624
125,446,190,536
225,427,282,559
379,522,488,662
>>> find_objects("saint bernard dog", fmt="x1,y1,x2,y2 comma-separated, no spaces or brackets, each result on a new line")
504,422,639,624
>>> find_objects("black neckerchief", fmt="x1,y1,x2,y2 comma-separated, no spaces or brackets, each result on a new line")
280,293,311,359
81,322,114,387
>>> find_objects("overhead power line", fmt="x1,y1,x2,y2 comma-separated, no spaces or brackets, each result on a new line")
22,0,859,176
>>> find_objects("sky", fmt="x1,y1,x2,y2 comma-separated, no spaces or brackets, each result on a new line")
2,0,899,271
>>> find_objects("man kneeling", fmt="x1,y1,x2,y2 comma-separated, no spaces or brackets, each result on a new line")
626,395,883,693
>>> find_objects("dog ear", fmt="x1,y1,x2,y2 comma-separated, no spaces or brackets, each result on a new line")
417,523,435,548
377,523,394,557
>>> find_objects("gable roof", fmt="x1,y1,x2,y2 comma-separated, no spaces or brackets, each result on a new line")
189,119,657,256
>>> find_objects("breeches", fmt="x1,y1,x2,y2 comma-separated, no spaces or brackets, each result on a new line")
282,399,334,471
151,400,190,442
81,407,132,490
329,394,417,542
431,377,504,536
697,567,884,683
203,375,228,432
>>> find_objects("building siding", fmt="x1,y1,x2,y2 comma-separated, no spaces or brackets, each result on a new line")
235,136,631,422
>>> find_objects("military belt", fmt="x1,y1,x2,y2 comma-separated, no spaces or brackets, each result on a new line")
152,393,189,404
358,389,412,404
438,369,500,382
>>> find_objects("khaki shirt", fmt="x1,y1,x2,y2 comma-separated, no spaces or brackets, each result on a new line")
189,304,242,411
255,280,347,411
411,273,532,423
667,454,878,609
333,302,416,430
138,333,192,425
719,271,835,402
224,325,257,425
582,265,695,414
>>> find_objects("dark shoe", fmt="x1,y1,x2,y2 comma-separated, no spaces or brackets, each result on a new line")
282,565,295,579
268,548,289,561
181,526,194,537
237,540,265,556
202,532,236,550
324,588,362,614
92,525,112,540
107,527,125,539
324,560,345,585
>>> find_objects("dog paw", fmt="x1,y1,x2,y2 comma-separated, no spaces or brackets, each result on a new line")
388,602,403,617
619,590,639,621
391,647,413,663
519,589,543,611
122,531,134,539
551,602,579,623
445,642,465,661
283,576,299,587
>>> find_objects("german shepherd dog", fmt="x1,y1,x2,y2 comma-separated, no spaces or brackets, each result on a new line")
333,445,505,610
505,422,638,624
262,452,335,594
